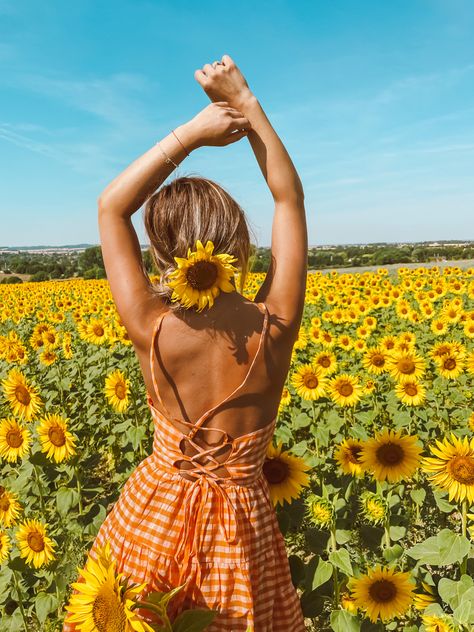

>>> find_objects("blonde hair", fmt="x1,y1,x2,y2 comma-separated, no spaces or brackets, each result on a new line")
143,174,257,311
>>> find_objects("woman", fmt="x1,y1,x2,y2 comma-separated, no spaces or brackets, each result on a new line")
63,54,307,631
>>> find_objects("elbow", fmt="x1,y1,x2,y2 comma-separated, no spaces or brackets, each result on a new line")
97,195,109,215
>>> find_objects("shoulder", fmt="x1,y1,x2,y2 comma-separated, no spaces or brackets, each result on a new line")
127,297,169,355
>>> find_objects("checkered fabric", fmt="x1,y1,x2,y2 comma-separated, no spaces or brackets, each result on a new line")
62,303,306,631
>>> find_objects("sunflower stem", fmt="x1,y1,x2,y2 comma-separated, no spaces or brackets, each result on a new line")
131,390,145,458
330,524,340,607
12,570,29,632
461,498,468,575
311,400,319,458
74,465,83,515
135,599,171,630
33,464,46,516
383,489,392,549
56,361,64,407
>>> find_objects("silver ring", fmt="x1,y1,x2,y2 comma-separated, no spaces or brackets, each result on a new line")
212,61,223,68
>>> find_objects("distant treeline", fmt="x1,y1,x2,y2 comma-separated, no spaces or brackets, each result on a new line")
1,242,474,283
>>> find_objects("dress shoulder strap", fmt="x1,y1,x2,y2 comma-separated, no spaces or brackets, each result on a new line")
148,302,270,435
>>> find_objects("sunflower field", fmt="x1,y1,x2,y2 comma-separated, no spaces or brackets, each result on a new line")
1,264,474,631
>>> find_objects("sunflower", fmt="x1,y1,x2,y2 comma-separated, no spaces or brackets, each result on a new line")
412,581,437,610
15,518,56,568
379,335,398,353
359,429,422,483
290,364,328,401
349,566,414,623
468,350,474,376
333,438,365,476
262,441,311,507
353,339,368,353
340,592,358,613
166,239,238,312
327,373,364,407
468,411,474,433
85,317,110,345
394,379,426,406
0,530,10,564
435,353,465,380
293,326,309,351
0,417,32,462
1,368,43,421
338,334,353,351
319,329,336,348
362,347,390,375
36,413,77,463
422,614,457,632
305,493,334,528
105,369,131,413
312,350,338,376
386,351,426,384
39,349,59,366
64,541,155,632
422,434,474,504
0,486,22,527
360,491,387,525
277,387,291,416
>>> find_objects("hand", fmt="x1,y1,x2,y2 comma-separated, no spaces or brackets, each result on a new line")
185,101,251,148
194,54,254,108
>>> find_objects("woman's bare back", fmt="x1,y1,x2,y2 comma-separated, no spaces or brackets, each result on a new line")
134,294,293,450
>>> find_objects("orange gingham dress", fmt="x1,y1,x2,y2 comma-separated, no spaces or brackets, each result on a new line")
63,302,306,632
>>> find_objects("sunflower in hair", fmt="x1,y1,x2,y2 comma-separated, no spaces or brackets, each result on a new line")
166,239,238,312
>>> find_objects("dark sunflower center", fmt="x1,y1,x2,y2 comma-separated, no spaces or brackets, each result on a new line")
15,386,31,406
443,357,457,370
186,261,218,290
27,532,44,553
449,456,474,485
0,497,10,511
48,427,66,447
376,443,404,466
368,579,397,603
348,446,363,464
115,384,126,399
339,382,354,397
372,355,385,367
397,359,415,374
7,429,23,449
93,585,127,632
404,383,418,396
303,374,319,389
263,458,289,484
320,357,331,368
93,325,105,336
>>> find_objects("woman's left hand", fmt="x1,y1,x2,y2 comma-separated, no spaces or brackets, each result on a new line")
184,101,252,148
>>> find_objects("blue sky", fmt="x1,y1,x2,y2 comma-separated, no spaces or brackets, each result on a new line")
1,0,473,247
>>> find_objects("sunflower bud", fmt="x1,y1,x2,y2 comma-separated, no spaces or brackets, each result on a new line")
360,491,387,525
305,493,334,528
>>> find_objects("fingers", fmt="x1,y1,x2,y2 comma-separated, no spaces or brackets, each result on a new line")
221,54,235,68
194,69,207,85
230,116,251,130
224,129,249,145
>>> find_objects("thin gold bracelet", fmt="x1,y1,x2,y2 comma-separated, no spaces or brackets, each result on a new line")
155,142,179,169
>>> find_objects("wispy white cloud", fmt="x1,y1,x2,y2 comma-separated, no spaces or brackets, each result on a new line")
0,71,167,178
13,71,160,134
0,124,61,160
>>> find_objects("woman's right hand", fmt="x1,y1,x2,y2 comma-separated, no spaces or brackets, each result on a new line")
183,101,251,148
194,54,254,108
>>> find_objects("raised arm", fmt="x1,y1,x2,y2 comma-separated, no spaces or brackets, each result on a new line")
195,55,308,340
